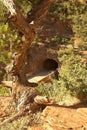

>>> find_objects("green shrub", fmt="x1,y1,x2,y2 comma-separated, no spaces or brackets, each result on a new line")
0,112,41,130
0,85,10,96
37,51,87,102
0,116,29,130
37,80,71,103
50,0,87,49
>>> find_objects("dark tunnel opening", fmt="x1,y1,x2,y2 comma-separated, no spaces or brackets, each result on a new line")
43,59,58,71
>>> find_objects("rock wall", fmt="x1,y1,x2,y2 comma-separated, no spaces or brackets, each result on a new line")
24,44,59,79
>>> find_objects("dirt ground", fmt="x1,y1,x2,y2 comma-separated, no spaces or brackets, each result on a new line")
41,104,87,130
0,96,87,130
0,96,12,117
0,96,12,126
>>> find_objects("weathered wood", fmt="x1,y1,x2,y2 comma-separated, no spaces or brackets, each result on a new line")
34,95,55,105
1,81,13,88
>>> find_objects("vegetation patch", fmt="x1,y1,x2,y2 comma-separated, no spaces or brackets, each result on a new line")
37,49,87,103
0,85,10,96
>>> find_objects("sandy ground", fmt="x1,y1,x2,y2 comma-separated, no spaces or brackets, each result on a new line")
0,96,87,130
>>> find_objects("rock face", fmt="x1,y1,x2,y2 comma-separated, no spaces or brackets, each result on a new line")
37,14,72,42
41,106,87,130
19,44,59,84
27,44,59,75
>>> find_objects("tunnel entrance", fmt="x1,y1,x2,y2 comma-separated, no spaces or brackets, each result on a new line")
28,59,58,83
43,59,58,71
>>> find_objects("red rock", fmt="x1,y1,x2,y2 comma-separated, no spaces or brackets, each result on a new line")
41,106,87,130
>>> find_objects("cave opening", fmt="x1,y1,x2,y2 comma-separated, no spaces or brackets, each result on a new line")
43,59,58,71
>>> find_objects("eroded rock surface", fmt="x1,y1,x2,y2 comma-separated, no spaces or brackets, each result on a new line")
41,105,87,130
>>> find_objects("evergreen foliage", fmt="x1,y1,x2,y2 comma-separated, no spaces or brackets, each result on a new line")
58,50,87,100
37,50,87,101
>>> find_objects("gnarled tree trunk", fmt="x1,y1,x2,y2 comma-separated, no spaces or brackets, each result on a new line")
1,0,55,112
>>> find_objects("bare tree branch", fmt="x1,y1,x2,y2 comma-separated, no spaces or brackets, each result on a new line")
26,0,55,27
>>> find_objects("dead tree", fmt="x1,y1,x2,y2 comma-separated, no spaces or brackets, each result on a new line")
1,0,55,112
